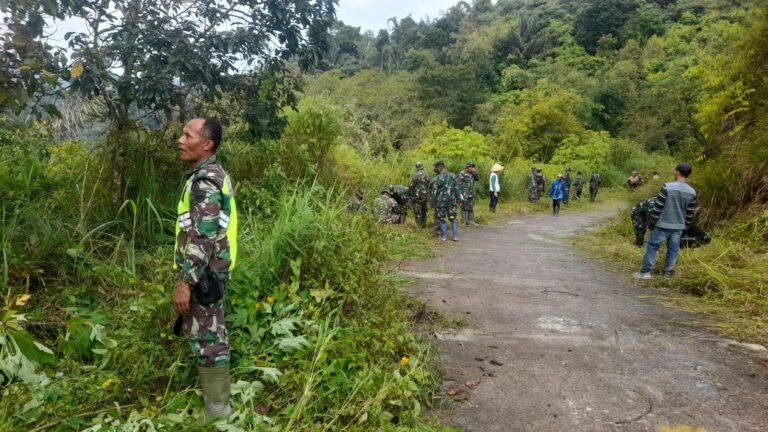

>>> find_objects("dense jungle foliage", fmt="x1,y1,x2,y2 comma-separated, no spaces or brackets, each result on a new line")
1,0,767,430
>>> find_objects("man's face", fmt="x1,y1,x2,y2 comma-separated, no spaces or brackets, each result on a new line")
434,165,443,174
467,166,476,174
178,118,213,167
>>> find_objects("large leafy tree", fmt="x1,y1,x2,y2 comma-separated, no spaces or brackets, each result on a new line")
1,0,335,194
573,0,640,54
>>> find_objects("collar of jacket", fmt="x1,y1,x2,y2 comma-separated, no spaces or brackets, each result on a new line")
185,154,218,178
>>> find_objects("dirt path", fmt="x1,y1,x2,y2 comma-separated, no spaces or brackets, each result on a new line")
402,207,768,432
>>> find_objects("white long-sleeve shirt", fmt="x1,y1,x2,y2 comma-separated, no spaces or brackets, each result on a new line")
489,172,500,192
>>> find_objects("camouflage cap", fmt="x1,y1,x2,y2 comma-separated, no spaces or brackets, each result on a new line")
415,161,424,169
466,160,475,168
355,188,365,198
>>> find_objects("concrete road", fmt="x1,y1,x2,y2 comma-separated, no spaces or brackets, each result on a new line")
402,208,768,432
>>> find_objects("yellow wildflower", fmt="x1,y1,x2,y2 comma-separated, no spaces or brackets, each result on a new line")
266,296,275,304
71,62,84,79
399,356,409,367
15,294,32,307
254,302,263,311
100,378,114,390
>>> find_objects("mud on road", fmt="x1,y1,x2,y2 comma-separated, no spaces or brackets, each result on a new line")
403,208,768,432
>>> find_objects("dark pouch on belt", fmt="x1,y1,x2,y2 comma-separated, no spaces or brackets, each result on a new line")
195,270,224,306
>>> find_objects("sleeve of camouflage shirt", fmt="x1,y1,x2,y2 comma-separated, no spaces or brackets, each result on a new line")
649,185,667,227
179,178,223,285
685,195,697,230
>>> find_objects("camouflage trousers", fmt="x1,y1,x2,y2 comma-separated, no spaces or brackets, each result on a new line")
185,299,229,367
460,196,475,212
631,215,648,237
412,200,428,227
528,187,537,202
434,205,457,223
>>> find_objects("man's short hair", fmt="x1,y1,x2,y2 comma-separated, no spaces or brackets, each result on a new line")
675,163,693,178
198,117,223,152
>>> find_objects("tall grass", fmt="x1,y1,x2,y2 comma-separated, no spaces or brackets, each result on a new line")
578,208,768,344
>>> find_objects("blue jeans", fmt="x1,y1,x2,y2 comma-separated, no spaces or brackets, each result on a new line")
641,227,682,274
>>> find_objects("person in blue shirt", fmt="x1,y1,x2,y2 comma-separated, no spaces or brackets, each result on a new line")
549,173,566,216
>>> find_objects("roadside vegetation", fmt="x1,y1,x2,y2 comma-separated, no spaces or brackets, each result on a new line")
2,0,767,430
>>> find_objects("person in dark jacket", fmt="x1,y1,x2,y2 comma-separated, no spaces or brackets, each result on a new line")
633,163,697,279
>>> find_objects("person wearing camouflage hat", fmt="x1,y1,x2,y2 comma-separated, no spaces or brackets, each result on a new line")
631,197,655,247
347,188,368,213
410,162,430,227
173,117,237,421
571,171,584,201
562,167,572,204
535,168,546,202
373,190,400,224
457,160,480,226
432,160,462,241
589,170,601,202
527,167,538,203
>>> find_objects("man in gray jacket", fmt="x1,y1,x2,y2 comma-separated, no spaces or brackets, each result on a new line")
633,163,697,279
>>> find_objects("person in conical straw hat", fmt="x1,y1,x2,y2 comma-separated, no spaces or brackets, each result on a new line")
489,163,503,213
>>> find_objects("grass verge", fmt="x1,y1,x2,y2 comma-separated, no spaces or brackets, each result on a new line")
576,203,768,345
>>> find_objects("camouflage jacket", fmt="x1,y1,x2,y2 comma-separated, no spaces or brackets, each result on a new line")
527,174,537,190
573,175,584,190
535,173,546,190
388,185,410,209
631,198,656,229
563,173,572,188
432,171,461,208
589,173,601,188
347,194,368,213
175,155,235,285
373,195,399,223
409,170,430,203
456,170,479,198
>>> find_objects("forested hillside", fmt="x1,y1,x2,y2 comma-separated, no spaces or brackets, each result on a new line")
312,0,767,222
1,0,767,430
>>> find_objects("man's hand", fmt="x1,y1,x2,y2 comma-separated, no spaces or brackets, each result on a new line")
173,281,192,316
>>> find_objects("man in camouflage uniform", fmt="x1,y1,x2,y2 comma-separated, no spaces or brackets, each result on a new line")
457,160,480,226
410,162,430,228
432,160,462,241
572,171,584,201
535,168,546,202
589,170,601,202
173,117,236,421
347,189,368,213
631,197,656,247
627,171,643,191
373,190,400,224
387,184,410,224
562,168,572,204
527,167,538,203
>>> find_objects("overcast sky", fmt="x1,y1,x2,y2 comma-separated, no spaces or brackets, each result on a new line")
336,0,459,33
39,0,461,53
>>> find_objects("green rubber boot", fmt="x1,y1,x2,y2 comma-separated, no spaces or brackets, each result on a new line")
199,365,232,422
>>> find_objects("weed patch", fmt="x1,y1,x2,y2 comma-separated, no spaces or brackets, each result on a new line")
576,208,768,344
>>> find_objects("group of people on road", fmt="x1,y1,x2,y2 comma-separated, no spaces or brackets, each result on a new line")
167,117,706,425
350,160,505,242
169,116,710,426
527,167,603,216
